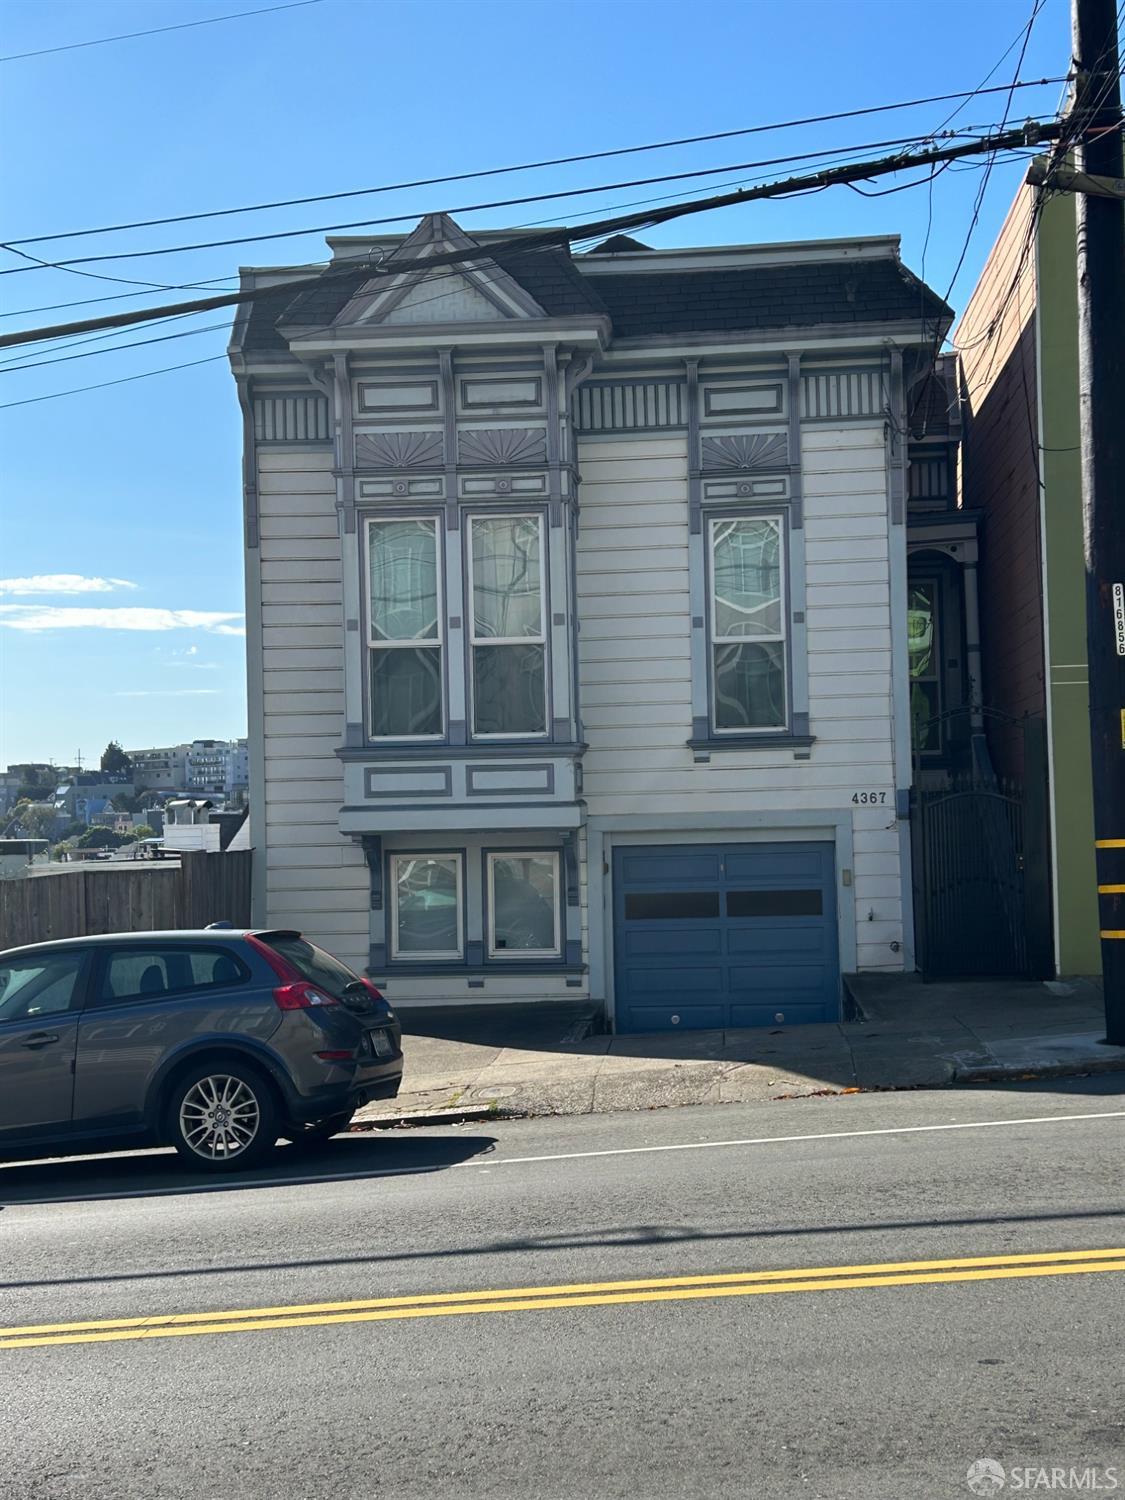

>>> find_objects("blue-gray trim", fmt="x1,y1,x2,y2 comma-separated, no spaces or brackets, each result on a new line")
253,391,331,443
562,831,579,906
800,367,884,422
379,962,587,979
702,381,784,420
466,763,555,796
460,375,543,409
360,834,383,909
356,430,444,469
337,741,586,762
357,380,439,413
573,379,686,433
686,358,701,534
458,428,549,467
887,350,906,527
364,765,453,798
787,353,804,530
236,379,259,550
340,798,574,815
687,732,816,752
440,349,458,533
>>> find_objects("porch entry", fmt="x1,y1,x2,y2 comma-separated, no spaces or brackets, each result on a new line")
611,841,840,1034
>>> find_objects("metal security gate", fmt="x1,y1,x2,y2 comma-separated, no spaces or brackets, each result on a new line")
912,777,1031,978
612,842,840,1033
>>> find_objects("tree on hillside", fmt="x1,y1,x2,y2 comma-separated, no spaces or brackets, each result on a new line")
100,741,132,775
11,800,57,840
130,825,156,841
77,826,127,850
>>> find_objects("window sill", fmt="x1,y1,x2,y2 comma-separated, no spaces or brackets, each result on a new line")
371,962,588,978
688,733,816,756
338,742,586,761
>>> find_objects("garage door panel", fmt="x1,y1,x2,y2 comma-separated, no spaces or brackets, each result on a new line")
621,965,724,995
629,1005,726,1033
729,1000,829,1028
613,841,840,1033
624,929,724,958
726,926,833,958
617,850,721,885
725,848,828,883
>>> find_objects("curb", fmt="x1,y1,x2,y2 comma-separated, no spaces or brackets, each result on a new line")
952,1055,1125,1084
350,1103,515,1131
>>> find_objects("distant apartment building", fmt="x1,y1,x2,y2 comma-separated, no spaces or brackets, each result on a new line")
185,738,250,797
127,743,189,791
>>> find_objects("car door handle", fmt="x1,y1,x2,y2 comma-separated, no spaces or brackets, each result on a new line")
21,1031,60,1049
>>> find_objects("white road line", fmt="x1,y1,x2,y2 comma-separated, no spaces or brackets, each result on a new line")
481,1109,1125,1168
4,1109,1124,1207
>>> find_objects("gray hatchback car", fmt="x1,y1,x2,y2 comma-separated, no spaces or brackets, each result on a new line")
0,928,403,1170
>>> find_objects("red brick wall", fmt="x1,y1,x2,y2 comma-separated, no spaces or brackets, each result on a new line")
957,186,1045,776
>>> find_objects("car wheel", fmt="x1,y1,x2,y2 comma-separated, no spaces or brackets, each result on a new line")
166,1061,278,1170
282,1110,355,1147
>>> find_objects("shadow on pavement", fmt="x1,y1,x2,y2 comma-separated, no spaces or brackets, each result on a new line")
3,1203,1123,1294
0,1130,497,1208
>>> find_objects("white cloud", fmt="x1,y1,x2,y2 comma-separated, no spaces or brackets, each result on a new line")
0,574,138,596
114,689,221,698
0,606,244,634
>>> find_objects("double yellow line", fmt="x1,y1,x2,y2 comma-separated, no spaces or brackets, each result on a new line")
3,1248,1123,1351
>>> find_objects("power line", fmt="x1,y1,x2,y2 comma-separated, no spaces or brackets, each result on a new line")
0,126,1017,274
0,0,322,63
0,277,239,322
0,120,1068,354
0,319,234,374
0,355,229,410
3,76,1070,249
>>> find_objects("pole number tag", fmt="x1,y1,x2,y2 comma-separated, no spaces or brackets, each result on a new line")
1113,582,1125,656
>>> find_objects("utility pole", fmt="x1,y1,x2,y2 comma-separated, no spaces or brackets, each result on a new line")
1071,0,1125,1042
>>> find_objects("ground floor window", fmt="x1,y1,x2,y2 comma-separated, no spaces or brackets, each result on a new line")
389,852,463,960
487,851,561,958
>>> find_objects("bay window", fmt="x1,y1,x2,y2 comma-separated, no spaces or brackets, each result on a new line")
487,851,561,958
709,514,787,732
367,517,443,739
469,514,547,737
390,853,463,960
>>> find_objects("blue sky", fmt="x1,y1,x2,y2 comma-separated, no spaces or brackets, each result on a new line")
0,0,1069,767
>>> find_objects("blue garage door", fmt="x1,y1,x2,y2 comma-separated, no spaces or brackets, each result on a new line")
612,842,839,1033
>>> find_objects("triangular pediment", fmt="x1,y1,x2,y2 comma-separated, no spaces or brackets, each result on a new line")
332,213,547,328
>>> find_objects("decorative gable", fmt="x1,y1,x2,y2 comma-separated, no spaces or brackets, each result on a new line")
331,213,547,329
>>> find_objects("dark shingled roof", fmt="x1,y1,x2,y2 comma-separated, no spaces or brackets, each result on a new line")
587,234,653,254
588,258,952,339
237,244,950,351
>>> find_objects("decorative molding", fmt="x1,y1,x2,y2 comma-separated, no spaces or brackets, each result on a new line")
787,353,804,531
702,382,784,420
465,763,555,796
562,832,579,907
800,368,883,421
700,432,789,472
357,380,439,413
360,834,382,910
253,393,330,443
458,427,548,467
573,380,686,432
355,430,444,469
363,765,453,798
460,377,543,409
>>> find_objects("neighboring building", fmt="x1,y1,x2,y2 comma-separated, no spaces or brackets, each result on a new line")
185,738,249,797
163,799,222,852
54,772,133,826
230,214,955,1031
957,179,1096,976
0,838,50,878
0,764,60,814
126,743,189,791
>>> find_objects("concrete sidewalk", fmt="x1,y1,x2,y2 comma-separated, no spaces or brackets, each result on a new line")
353,975,1125,1126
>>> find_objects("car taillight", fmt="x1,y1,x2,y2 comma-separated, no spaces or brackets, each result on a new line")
273,981,339,1011
315,1049,356,1062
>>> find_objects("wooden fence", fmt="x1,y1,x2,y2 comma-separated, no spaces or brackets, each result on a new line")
0,850,253,950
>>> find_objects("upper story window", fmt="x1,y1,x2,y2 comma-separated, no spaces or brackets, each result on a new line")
908,580,941,755
367,517,443,739
469,514,547,738
708,515,787,732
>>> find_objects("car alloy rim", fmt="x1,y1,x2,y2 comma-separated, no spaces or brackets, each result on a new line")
179,1074,260,1160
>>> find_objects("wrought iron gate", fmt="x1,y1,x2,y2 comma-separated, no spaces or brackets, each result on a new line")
910,712,1052,980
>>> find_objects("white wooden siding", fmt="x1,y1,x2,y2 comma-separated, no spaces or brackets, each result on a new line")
576,425,904,972
256,450,367,969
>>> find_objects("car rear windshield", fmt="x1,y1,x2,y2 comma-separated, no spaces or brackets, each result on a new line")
260,935,361,1000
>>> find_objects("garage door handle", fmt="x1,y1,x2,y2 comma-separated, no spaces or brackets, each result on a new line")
21,1032,60,1049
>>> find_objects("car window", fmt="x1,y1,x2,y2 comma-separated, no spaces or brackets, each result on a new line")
259,935,360,1001
0,952,87,1023
97,946,248,1004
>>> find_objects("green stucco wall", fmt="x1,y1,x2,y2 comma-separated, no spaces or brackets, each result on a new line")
1036,192,1100,974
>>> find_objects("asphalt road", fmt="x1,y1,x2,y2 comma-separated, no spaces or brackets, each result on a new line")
2,1078,1124,1500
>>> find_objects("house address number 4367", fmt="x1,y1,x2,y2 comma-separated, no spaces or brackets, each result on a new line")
851,791,888,805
